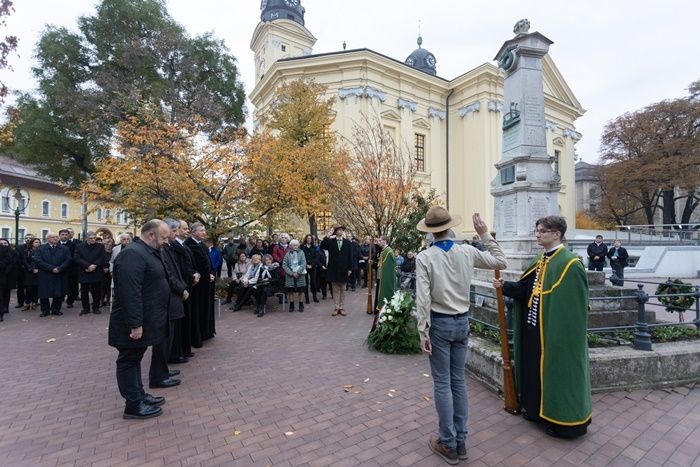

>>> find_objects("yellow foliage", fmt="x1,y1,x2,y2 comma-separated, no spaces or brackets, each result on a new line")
575,211,604,230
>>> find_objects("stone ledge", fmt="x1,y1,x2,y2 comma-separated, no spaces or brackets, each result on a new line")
466,337,700,394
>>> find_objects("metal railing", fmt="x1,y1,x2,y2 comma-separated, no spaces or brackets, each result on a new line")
612,224,700,245
396,271,699,351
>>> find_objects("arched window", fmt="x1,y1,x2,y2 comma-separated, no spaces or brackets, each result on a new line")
41,200,50,217
60,203,69,218
96,208,103,221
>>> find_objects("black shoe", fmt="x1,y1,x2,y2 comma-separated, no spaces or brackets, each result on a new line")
14,303,23,308
257,308,265,317
457,443,468,460
40,312,49,317
168,356,188,364
79,309,90,316
289,303,295,312
168,369,180,377
322,295,327,300
185,352,194,358
313,297,319,303
143,394,166,406
299,303,304,312
66,303,74,309
0,314,3,322
52,311,63,316
149,378,181,389
351,288,356,292
231,304,241,312
92,309,101,315
123,401,162,419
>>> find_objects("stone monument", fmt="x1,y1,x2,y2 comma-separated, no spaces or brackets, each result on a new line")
491,19,561,269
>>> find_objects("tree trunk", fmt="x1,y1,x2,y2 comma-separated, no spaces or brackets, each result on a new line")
308,213,317,238
661,189,676,228
680,194,699,225
641,191,656,225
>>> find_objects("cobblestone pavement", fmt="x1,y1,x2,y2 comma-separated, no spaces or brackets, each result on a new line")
0,290,698,467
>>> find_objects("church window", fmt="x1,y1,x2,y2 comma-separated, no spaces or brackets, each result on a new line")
61,203,68,218
414,133,425,172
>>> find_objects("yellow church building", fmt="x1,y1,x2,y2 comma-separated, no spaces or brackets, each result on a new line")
0,155,133,244
249,0,584,237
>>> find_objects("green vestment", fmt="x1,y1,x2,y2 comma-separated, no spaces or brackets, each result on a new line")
376,247,396,310
513,247,592,426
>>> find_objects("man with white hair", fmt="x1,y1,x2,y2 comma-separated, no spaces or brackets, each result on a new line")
33,232,72,317
185,222,215,346
110,232,134,273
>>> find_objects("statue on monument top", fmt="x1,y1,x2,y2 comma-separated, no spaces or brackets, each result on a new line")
513,19,530,35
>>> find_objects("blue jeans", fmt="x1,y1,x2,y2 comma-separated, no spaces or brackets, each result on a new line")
429,312,469,449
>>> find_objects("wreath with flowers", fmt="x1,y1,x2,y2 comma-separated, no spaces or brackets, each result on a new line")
366,290,421,354
656,279,695,321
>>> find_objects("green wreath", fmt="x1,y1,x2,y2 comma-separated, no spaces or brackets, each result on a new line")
656,279,695,314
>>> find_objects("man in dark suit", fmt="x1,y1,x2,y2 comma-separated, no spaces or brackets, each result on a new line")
606,239,629,286
109,219,171,420
184,221,215,347
14,234,34,308
149,218,189,389
171,221,197,362
59,228,79,308
347,237,361,292
586,235,608,272
34,232,72,317
73,231,107,315
320,225,352,316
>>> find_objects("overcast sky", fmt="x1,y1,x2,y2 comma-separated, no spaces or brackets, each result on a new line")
1,0,698,163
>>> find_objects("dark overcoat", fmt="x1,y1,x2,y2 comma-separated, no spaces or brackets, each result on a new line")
33,244,71,298
73,242,106,283
108,239,169,349
170,240,196,288
320,237,352,283
184,237,214,343
22,248,39,286
161,244,187,320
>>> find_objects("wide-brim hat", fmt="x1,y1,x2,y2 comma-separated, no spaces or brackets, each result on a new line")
416,206,462,233
332,225,346,235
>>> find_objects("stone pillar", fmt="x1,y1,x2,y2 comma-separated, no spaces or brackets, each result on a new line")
491,20,561,269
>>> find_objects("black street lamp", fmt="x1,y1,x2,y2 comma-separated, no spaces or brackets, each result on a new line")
13,186,30,247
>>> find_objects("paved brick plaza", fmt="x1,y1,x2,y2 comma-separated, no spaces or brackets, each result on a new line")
0,291,698,467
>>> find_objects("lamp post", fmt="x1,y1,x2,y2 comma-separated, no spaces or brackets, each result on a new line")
13,186,30,247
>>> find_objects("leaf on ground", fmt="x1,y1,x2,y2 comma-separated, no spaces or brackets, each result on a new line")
353,391,360,394
389,389,396,392
423,373,430,377
377,409,382,412
284,431,294,436
344,388,350,393
343,384,353,388
387,393,394,398
66,333,72,336
21,319,28,322
233,430,241,436
46,338,56,343
422,395,431,401
355,364,360,366
363,378,370,383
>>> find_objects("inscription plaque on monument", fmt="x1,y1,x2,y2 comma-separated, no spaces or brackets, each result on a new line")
502,125,521,153
503,199,515,232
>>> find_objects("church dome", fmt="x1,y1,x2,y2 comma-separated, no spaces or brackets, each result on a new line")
260,0,306,26
404,35,437,75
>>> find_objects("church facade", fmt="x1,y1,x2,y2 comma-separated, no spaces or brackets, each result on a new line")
249,0,584,237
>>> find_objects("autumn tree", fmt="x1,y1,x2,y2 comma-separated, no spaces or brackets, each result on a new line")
0,0,17,104
598,80,700,227
392,189,439,253
330,114,419,241
245,79,343,235
85,109,250,240
1,0,245,186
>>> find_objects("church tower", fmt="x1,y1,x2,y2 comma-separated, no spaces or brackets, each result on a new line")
250,0,317,82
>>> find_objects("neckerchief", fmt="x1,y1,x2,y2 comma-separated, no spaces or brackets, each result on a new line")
433,240,454,252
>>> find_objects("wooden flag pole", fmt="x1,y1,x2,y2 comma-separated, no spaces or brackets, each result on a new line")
366,241,374,314
492,230,519,414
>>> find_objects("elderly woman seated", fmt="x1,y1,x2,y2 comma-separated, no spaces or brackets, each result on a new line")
226,252,250,307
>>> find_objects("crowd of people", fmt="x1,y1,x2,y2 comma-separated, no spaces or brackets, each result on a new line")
0,228,121,321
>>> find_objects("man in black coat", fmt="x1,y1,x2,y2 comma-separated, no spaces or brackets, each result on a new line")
586,235,608,272
148,219,188,389
59,229,79,308
347,237,361,292
34,232,72,317
14,234,34,308
320,225,352,316
73,231,107,315
606,239,629,286
109,219,171,419
184,222,215,347
171,221,198,362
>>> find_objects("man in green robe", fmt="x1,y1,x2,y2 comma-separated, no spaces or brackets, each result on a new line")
374,236,396,313
494,215,591,438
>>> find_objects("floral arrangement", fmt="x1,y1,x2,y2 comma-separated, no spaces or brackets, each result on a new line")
367,290,421,354
656,279,696,322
